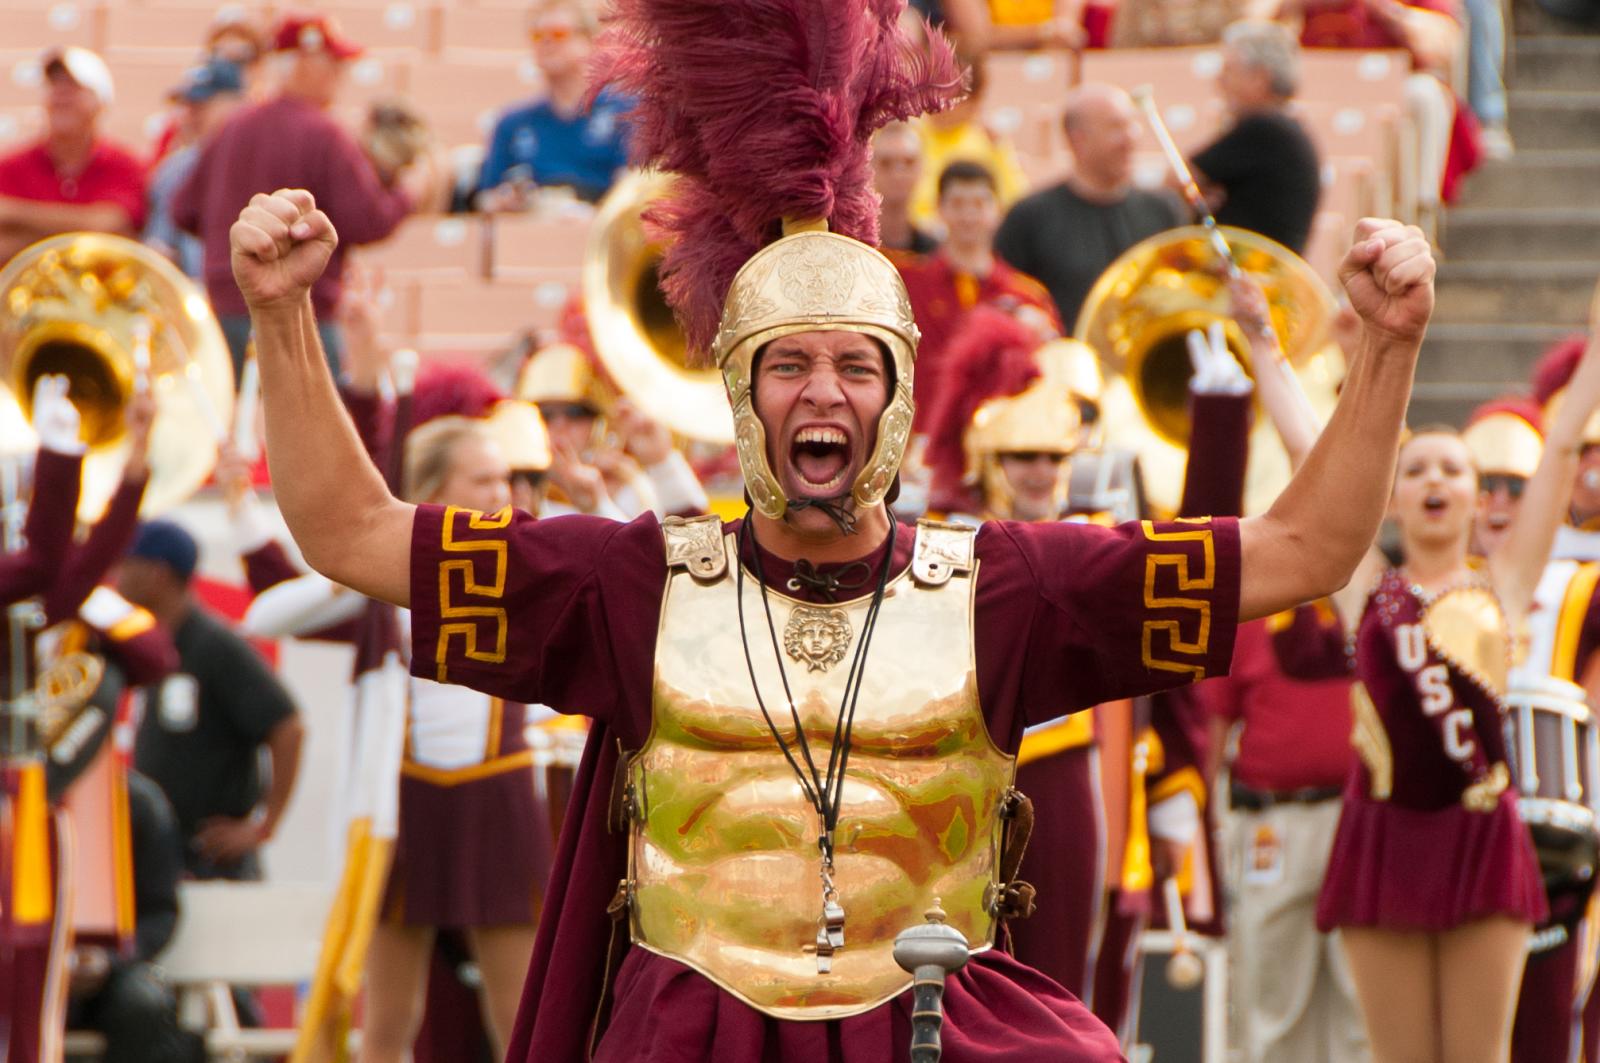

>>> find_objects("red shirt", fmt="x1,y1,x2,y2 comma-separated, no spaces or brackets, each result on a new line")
0,140,148,231
1197,609,1355,792
896,252,1059,429
173,95,412,318
1299,0,1457,51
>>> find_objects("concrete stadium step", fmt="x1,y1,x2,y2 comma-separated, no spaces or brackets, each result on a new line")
1418,323,1578,382
1406,385,1502,429
1508,91,1600,150
1514,37,1600,91
1442,207,1600,259
1432,260,1599,324
1457,150,1600,208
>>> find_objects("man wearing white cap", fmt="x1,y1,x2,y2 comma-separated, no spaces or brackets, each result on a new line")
0,47,148,264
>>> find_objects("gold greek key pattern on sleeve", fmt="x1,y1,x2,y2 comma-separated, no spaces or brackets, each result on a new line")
1138,520,1215,680
435,506,513,683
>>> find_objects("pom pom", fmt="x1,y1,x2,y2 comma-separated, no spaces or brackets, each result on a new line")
922,306,1042,510
592,0,963,362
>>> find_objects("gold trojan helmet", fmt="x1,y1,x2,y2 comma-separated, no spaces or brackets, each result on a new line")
965,374,1081,519
514,341,614,415
0,233,234,517
1033,337,1105,451
484,399,553,473
714,227,920,521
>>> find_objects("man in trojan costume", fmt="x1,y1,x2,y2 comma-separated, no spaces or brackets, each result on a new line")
229,0,1435,1056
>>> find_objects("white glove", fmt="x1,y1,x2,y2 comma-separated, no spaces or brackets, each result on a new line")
1148,790,1201,845
32,375,85,455
1186,326,1252,397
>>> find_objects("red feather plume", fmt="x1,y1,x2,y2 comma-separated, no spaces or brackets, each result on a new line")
923,306,1043,512
1466,395,1543,435
1531,334,1590,407
592,0,963,363
412,363,505,428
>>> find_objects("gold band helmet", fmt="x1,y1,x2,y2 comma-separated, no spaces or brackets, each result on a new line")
713,228,921,521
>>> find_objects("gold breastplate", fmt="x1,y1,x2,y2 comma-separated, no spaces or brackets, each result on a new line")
624,516,1015,1020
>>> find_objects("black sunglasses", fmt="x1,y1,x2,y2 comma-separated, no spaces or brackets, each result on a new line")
1480,474,1526,498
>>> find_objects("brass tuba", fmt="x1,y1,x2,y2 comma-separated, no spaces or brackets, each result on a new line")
582,169,735,444
1074,225,1343,517
0,233,235,518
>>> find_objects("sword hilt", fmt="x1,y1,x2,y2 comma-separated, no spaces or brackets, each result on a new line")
893,902,969,1063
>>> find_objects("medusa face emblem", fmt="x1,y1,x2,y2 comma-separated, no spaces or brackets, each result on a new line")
783,605,853,673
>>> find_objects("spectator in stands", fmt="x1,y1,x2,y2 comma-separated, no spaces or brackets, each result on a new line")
0,47,147,266
205,13,269,98
1288,0,1462,229
122,520,304,882
898,160,1059,426
1463,0,1511,157
476,0,633,208
66,771,205,1063
937,0,1087,51
873,122,939,257
994,83,1183,325
910,57,1030,229
1108,0,1251,46
174,13,422,380
1189,20,1321,254
144,60,245,280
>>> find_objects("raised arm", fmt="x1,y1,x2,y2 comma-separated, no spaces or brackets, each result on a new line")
1230,272,1320,470
1489,285,1600,619
230,189,414,606
1238,219,1434,621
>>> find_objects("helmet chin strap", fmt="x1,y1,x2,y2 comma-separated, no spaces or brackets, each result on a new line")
785,496,859,536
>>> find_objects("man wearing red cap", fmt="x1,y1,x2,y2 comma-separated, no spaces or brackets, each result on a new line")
174,13,426,381
0,47,147,265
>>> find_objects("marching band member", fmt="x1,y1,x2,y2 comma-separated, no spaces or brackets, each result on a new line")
228,362,557,1063
230,0,1432,1054
918,303,1252,1043
1315,322,1600,1062
1459,397,1600,1063
0,377,86,607
516,338,710,520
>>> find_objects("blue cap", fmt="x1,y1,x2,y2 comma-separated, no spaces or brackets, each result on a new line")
129,520,199,582
171,59,243,104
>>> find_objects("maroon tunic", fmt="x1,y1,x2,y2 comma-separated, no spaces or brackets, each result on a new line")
410,506,1242,1061
1317,570,1547,932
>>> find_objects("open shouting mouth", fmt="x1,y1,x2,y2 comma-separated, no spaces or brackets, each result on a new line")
789,424,854,495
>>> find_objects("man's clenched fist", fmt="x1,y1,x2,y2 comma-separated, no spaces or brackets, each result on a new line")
1337,218,1436,346
230,189,338,313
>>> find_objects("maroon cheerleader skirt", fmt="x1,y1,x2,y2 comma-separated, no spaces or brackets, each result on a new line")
1316,787,1547,933
383,762,554,927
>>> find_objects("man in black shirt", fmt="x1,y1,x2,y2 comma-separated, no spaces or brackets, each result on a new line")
1189,19,1322,254
121,520,304,880
994,83,1184,328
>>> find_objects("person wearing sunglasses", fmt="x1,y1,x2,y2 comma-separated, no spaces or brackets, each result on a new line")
476,0,634,209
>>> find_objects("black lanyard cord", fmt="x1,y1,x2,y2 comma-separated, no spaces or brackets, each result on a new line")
734,518,899,862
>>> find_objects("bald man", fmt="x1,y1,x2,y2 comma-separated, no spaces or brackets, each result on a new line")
994,83,1183,325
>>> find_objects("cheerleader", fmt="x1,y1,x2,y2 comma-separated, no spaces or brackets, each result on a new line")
1316,326,1600,1062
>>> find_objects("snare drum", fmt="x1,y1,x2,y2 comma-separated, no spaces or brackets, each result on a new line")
1505,672,1600,886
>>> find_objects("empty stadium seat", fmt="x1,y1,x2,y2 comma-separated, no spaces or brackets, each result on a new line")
355,213,489,279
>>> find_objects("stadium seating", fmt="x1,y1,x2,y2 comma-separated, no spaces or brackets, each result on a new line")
0,4,1414,368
